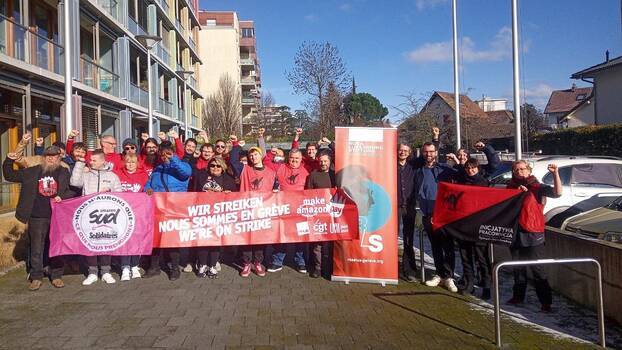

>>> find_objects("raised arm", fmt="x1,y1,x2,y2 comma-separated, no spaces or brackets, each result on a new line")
2,156,23,183
228,135,244,176
292,128,302,149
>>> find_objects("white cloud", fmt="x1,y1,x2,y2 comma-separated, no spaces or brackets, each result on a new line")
304,14,318,23
522,83,555,109
406,26,516,63
339,3,352,11
415,0,448,10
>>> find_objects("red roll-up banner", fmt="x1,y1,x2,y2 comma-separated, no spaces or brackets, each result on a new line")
331,127,398,285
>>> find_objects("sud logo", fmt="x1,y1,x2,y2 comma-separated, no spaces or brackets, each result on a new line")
73,194,135,252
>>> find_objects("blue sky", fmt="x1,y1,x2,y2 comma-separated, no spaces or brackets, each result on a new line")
202,0,621,122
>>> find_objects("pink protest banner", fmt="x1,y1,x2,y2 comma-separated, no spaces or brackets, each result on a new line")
49,192,155,257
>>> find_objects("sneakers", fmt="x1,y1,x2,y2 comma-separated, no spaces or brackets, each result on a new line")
131,266,142,279
310,270,321,278
121,268,131,281
253,262,266,277
28,280,42,291
51,279,64,288
443,278,458,293
267,264,283,273
197,265,208,278
425,275,442,287
182,263,193,273
82,274,98,286
207,266,218,279
240,263,252,278
101,273,116,284
215,261,222,272
169,268,181,281
297,265,308,274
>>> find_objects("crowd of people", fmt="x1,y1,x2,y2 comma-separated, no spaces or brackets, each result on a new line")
3,127,335,290
4,126,561,312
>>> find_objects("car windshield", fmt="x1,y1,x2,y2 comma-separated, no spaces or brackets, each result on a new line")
606,196,622,211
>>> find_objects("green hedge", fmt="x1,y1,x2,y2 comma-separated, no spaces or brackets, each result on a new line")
532,124,622,157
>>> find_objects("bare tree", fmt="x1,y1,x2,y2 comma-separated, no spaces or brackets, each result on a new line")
202,73,241,138
285,41,350,136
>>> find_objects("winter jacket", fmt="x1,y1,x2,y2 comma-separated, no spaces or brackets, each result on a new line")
144,155,192,192
70,161,123,195
114,166,149,193
3,158,75,223
193,171,237,192
413,163,456,216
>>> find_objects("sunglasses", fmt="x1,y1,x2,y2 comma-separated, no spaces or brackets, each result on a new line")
215,145,226,149
124,146,136,151
209,163,222,168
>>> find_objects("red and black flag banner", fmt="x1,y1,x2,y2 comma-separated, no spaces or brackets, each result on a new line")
432,182,528,245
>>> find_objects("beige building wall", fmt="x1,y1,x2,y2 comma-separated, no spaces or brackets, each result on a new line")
594,65,622,125
565,101,595,128
198,21,242,98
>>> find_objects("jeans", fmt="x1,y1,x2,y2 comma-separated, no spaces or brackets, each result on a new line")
121,255,140,268
271,243,306,267
197,247,220,267
28,218,64,280
424,216,455,279
459,241,491,288
241,245,264,265
400,206,416,274
86,255,111,275
149,248,180,271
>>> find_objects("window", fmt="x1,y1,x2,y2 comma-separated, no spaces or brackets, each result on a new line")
205,19,216,26
571,163,622,188
242,28,254,38
543,166,571,185
576,94,586,101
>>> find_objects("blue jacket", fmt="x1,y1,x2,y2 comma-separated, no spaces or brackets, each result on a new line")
145,155,192,192
414,163,456,216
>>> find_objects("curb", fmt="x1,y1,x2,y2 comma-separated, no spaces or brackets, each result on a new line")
0,261,25,277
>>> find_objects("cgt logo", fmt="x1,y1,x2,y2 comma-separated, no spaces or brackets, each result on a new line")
73,194,135,252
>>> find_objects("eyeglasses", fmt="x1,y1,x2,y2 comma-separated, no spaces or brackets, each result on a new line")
215,145,226,149
124,146,136,151
209,164,222,168
102,141,117,146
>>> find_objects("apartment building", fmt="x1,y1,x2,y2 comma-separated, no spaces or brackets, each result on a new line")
0,0,202,211
197,11,261,135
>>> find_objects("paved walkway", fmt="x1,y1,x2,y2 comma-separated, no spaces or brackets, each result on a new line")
0,262,604,350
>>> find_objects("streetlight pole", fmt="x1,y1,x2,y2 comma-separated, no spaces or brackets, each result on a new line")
511,0,523,160
452,0,461,151
135,35,162,137
176,70,194,139
63,0,72,138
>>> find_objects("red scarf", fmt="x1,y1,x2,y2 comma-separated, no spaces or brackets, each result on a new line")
507,175,545,233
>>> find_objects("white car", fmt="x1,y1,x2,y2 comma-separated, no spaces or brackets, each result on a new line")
489,156,622,220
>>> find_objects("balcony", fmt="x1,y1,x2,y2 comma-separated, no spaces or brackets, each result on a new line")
80,57,120,96
240,76,256,86
96,0,120,21
240,36,256,48
174,19,184,34
191,114,200,128
188,36,196,52
130,82,149,108
242,96,255,105
188,75,197,89
156,0,169,15
0,14,64,75
177,107,185,121
158,98,173,117
128,17,147,37
240,58,254,67
155,42,170,66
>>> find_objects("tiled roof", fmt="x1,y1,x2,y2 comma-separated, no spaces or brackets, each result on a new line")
571,55,622,79
434,92,488,118
485,110,514,124
544,87,593,114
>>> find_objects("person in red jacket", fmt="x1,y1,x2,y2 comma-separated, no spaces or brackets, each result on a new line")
291,128,320,173
114,153,149,281
268,149,310,274
230,145,276,277
506,160,561,312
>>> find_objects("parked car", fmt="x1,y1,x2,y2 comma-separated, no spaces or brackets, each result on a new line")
546,192,622,228
489,156,622,220
560,195,622,244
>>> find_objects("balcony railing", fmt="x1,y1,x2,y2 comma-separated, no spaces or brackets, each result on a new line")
156,0,169,15
128,17,147,37
155,42,170,65
240,58,254,66
176,62,184,73
177,107,185,121
0,14,64,75
158,98,173,117
240,76,256,85
130,82,149,108
96,0,120,21
174,19,184,33
80,57,120,96
242,97,255,105
188,75,197,89
191,114,199,128
188,36,196,52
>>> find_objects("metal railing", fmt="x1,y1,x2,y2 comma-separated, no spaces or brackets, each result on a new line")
188,35,196,52
0,14,64,74
188,75,197,89
240,58,254,66
158,98,173,117
96,0,120,21
177,107,185,121
241,76,256,85
493,258,605,348
155,42,170,65
128,17,147,37
80,57,119,96
175,19,184,33
130,82,149,108
157,0,169,15
191,114,199,128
